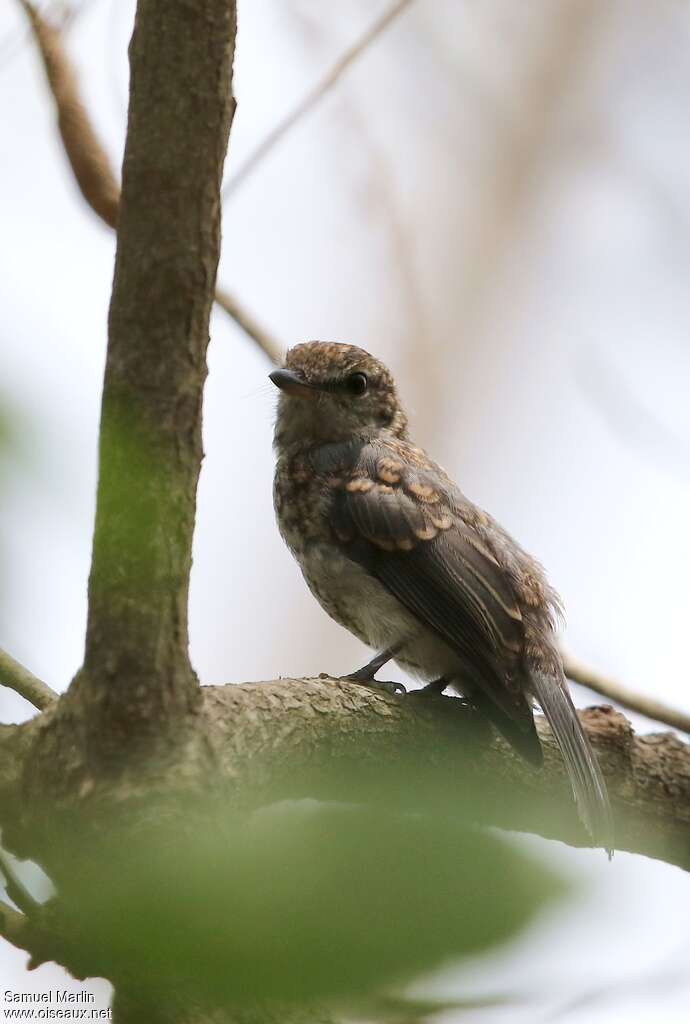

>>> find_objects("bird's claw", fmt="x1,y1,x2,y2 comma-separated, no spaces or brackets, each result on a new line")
334,673,406,696
369,679,407,696
340,667,379,683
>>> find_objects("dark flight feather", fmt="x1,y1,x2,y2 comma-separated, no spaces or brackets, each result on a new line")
531,671,614,853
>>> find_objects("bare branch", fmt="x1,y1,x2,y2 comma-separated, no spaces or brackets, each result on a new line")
221,0,416,201
0,673,685,995
214,286,283,365
18,0,120,227
0,894,90,977
0,848,40,916
0,648,57,711
0,898,32,950
196,679,690,871
564,652,690,736
17,0,280,367
16,678,690,876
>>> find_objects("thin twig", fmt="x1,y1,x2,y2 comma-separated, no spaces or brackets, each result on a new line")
0,898,32,950
0,648,57,711
18,0,120,227
17,0,282,366
214,286,283,365
0,0,91,80
563,652,690,735
221,0,416,201
0,895,79,974
0,849,40,916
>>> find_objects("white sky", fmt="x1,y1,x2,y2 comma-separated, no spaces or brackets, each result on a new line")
1,1,689,1020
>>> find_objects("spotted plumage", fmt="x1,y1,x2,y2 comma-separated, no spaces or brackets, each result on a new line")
271,340,613,851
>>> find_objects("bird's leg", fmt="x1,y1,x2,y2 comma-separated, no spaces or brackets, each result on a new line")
339,646,405,695
342,647,396,682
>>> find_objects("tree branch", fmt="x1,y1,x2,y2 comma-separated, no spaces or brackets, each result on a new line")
7,676,690,878
192,679,690,871
17,0,120,227
0,848,40,916
0,647,57,711
214,286,283,365
0,674,686,1001
0,899,33,952
0,894,94,978
17,0,280,368
221,0,416,201
564,652,690,736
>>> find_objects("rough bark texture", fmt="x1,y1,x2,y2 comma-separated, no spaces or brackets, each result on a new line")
2,680,689,875
78,0,236,748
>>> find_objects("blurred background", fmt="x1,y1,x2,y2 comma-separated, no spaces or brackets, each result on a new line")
1,0,690,1020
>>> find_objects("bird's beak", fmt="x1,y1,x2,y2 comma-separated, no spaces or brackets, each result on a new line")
269,368,318,400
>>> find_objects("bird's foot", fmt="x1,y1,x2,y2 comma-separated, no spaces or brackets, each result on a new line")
363,678,407,696
318,647,405,694
316,669,406,695
340,665,381,683
409,676,450,698
337,671,406,696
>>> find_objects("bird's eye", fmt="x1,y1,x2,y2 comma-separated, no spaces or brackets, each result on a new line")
346,372,368,396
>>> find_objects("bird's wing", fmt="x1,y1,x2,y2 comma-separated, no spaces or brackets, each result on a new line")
321,441,533,729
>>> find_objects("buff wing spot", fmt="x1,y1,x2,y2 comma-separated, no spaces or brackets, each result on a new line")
415,524,438,541
407,481,440,503
346,477,375,494
377,459,403,484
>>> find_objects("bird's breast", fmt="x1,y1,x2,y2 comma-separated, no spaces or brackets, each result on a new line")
297,540,423,652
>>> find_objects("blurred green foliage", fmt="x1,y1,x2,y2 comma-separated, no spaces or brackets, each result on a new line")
64,795,566,1013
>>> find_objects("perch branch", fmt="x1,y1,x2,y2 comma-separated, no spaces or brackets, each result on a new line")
10,677,690,873
0,670,686,1001
0,647,57,711
195,679,690,872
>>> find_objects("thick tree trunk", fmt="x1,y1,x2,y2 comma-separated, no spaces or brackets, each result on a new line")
79,0,236,747
0,1,237,1017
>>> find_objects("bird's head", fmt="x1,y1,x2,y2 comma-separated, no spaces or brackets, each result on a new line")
270,341,408,450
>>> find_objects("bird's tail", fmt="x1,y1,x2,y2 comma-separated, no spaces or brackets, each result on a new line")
530,671,614,855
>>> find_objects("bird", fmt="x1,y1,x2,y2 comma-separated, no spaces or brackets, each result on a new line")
270,340,613,852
